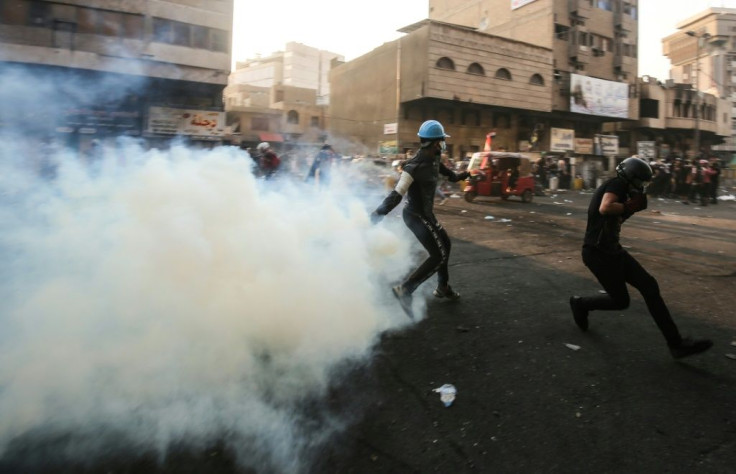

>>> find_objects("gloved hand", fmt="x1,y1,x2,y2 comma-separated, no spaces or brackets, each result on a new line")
623,192,647,215
370,211,384,225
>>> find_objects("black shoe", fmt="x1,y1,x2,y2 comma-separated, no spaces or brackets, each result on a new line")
433,285,461,300
669,338,713,359
392,285,414,320
569,296,588,331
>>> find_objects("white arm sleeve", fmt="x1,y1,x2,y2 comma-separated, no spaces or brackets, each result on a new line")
394,171,414,196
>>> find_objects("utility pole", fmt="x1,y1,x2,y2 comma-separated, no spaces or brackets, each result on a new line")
686,30,711,158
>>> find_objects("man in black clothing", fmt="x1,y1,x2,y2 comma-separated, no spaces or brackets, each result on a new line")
569,156,713,359
371,120,471,318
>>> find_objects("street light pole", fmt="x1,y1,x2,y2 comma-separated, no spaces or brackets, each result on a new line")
686,30,711,158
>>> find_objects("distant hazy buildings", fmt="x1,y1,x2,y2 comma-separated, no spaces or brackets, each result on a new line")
0,0,233,150
225,42,342,149
663,7,736,157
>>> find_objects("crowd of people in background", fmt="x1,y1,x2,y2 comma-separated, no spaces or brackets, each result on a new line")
647,156,721,206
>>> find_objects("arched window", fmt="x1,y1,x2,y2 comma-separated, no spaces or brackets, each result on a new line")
436,57,455,70
529,74,545,86
495,68,512,80
287,110,299,124
467,62,485,75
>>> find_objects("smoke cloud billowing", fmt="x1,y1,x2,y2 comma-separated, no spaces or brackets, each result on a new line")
0,68,416,472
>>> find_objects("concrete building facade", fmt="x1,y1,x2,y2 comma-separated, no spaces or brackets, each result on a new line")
0,0,233,150
607,76,730,158
428,0,640,115
329,20,555,158
663,7,736,158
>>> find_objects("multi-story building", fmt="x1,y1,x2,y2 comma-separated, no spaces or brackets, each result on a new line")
663,7,736,159
329,20,553,158
329,0,640,183
429,0,640,116
0,0,233,151
226,42,342,151
224,82,328,150
615,76,730,159
229,42,343,105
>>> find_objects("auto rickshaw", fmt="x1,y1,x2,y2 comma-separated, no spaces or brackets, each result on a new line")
463,152,535,203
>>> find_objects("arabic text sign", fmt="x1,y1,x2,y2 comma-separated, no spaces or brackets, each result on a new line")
147,107,225,138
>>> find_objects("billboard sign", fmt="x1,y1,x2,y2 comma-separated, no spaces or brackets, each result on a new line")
550,128,574,152
512,0,539,10
570,74,629,119
147,107,225,139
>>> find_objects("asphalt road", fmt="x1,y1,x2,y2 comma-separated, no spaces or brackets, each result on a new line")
317,188,736,473
2,187,735,473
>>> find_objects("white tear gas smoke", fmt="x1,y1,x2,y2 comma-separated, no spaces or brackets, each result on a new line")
0,74,418,472
0,139,416,470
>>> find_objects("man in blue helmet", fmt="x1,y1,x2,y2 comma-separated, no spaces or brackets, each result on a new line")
371,120,472,319
569,156,713,359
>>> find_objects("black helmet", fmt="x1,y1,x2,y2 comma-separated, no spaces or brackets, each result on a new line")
616,157,652,190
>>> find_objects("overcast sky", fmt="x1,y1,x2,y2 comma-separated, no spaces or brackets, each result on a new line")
232,0,736,80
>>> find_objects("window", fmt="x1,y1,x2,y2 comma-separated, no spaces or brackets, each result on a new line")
211,29,227,52
640,98,659,118
623,3,637,19
99,11,123,37
596,0,612,11
153,18,172,43
28,0,48,27
287,110,299,124
310,116,320,127
530,74,545,86
251,117,269,131
495,68,512,80
275,90,284,102
436,57,455,70
467,62,485,75
171,21,190,46
77,8,98,34
2,0,29,26
192,25,208,49
555,24,570,41
122,14,144,39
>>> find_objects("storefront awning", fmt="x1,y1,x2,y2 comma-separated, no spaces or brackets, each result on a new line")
259,132,284,142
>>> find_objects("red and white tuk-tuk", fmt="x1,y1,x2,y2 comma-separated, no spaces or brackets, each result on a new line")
463,152,535,203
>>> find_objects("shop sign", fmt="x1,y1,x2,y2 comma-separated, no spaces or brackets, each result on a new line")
550,128,575,152
574,138,593,155
637,141,656,160
594,134,619,156
60,108,141,135
147,107,225,139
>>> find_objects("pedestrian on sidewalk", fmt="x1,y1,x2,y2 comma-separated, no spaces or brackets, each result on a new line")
371,120,471,318
569,156,713,359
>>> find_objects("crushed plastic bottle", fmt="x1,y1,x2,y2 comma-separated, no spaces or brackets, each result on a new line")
433,384,457,407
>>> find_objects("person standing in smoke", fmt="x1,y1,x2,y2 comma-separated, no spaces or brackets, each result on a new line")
256,142,280,179
370,120,472,318
569,156,713,359
306,144,338,188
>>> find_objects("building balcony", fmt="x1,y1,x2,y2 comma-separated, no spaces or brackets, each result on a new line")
568,0,592,19
614,54,636,73
665,117,719,134
568,43,591,63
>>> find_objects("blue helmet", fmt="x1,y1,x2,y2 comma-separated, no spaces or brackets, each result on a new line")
417,120,450,140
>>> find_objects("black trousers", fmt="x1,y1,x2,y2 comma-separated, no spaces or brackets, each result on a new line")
580,246,682,346
401,207,451,294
